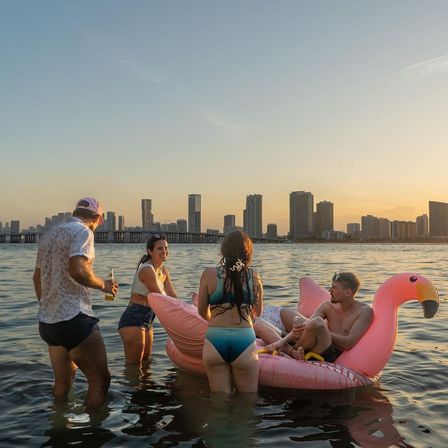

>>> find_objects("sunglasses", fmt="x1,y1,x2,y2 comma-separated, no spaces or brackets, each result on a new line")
332,272,344,282
150,233,166,240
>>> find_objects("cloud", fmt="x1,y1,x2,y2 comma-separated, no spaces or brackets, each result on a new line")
200,110,242,136
404,54,448,78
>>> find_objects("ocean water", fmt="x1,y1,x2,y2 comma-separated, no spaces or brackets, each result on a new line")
0,243,447,447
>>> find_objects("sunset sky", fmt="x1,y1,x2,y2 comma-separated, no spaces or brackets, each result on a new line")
1,1,448,233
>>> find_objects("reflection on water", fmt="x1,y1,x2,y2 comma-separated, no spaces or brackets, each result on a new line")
1,243,447,447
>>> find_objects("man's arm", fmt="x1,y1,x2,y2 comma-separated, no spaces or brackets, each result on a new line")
33,267,42,300
252,272,263,318
331,307,373,351
69,256,118,295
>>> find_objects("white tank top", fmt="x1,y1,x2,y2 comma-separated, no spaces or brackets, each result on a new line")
130,262,165,296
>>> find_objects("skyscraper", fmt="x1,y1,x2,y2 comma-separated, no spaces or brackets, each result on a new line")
315,201,334,238
188,194,201,233
243,194,262,238
118,215,125,231
289,191,314,241
429,201,448,237
266,223,278,239
416,214,429,237
106,212,116,232
10,220,20,235
223,214,236,235
142,199,153,230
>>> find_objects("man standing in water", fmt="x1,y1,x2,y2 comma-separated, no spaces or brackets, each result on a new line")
33,197,118,408
262,272,373,361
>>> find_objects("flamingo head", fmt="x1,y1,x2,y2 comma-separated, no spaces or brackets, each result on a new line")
375,273,439,318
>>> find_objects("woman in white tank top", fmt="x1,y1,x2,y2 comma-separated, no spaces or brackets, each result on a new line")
118,234,177,365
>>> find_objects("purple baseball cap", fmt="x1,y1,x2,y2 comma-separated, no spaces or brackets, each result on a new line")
76,197,104,216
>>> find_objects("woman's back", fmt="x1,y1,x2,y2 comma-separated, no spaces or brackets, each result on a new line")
204,266,260,328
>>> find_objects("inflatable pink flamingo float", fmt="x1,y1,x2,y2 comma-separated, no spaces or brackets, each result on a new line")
148,273,439,390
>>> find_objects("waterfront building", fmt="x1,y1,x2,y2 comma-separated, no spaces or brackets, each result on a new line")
188,194,201,233
315,201,334,238
347,223,361,236
378,218,391,239
289,191,314,241
142,199,154,230
416,214,429,238
162,222,178,233
243,194,262,238
429,201,448,237
323,230,346,240
177,219,188,233
223,215,236,235
11,220,20,235
0,222,2,234
391,221,416,240
106,212,116,232
118,215,125,231
266,223,278,239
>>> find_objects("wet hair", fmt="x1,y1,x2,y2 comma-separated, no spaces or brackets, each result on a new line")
72,208,99,220
137,234,168,269
332,272,360,294
213,230,254,322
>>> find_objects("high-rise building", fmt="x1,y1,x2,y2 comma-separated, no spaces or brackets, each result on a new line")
315,201,334,238
416,214,429,237
347,223,361,236
11,220,20,235
289,191,314,241
177,219,188,233
266,223,278,239
243,194,262,238
142,199,154,230
118,215,125,231
362,215,378,239
223,215,236,235
429,201,448,237
188,194,201,233
391,221,416,240
106,212,116,232
378,218,391,239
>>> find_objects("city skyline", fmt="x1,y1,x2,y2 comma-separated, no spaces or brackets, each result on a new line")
1,2,448,233
1,192,442,239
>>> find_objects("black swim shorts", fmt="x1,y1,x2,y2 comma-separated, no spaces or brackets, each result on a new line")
319,344,342,363
39,312,99,351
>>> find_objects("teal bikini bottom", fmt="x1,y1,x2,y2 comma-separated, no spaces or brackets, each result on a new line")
205,327,256,363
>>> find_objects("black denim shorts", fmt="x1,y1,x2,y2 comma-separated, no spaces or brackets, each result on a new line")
39,312,99,351
118,303,155,331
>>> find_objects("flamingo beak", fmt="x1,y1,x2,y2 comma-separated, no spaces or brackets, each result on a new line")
416,282,439,318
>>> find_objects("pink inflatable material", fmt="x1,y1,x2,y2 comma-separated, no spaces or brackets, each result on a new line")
148,273,439,390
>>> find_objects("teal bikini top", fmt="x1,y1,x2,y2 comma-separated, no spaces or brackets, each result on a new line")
209,266,255,306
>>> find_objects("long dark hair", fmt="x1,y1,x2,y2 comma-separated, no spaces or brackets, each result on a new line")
214,230,254,322
137,234,167,270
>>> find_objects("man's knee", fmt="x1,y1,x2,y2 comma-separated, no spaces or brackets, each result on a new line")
306,316,327,332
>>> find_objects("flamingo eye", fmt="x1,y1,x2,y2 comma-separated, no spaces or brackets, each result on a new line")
410,276,417,282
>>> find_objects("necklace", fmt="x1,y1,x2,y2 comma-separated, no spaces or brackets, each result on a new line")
151,263,163,278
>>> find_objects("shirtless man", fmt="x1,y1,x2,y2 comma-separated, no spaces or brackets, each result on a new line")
263,272,373,362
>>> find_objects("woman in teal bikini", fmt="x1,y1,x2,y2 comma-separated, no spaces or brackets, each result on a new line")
198,230,263,393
